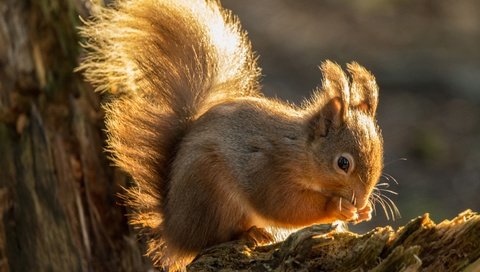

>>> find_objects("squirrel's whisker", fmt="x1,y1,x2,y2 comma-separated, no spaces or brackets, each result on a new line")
369,199,377,216
380,194,401,219
382,172,399,185
383,157,407,167
376,191,398,221
376,188,398,195
372,192,390,220
357,174,367,186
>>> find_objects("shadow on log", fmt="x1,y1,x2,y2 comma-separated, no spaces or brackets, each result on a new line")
189,210,480,272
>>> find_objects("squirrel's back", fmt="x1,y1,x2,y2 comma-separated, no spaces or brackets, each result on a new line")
78,0,260,268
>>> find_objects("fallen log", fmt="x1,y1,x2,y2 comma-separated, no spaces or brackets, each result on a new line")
189,210,480,272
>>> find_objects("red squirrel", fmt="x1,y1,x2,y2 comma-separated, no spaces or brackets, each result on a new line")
78,0,383,270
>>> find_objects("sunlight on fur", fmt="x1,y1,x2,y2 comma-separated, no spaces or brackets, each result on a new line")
78,0,383,270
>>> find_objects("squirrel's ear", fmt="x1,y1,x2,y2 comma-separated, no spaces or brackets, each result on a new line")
308,97,343,138
307,61,349,138
347,62,379,117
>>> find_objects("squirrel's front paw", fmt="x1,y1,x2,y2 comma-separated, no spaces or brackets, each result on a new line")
353,203,373,224
325,196,358,221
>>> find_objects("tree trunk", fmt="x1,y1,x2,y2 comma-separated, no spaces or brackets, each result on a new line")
0,0,151,271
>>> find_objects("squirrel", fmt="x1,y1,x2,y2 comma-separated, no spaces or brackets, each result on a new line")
78,0,383,270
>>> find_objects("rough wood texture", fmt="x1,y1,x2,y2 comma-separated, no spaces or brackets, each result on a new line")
188,210,480,271
0,0,151,271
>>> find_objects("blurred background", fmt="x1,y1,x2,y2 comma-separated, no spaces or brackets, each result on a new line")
222,0,480,231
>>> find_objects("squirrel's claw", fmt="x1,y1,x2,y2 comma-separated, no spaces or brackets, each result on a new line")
326,196,358,222
353,203,373,224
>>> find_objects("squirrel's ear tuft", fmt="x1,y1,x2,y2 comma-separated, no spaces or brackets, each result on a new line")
347,62,379,117
307,61,349,139
320,61,350,114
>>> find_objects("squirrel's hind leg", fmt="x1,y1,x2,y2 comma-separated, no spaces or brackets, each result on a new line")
163,142,253,257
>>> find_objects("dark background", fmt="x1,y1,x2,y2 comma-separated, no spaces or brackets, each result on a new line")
222,0,480,231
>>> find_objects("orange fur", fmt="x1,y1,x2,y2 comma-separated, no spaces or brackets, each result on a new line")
78,0,383,270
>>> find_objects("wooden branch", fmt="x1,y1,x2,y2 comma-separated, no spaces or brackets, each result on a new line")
188,210,480,271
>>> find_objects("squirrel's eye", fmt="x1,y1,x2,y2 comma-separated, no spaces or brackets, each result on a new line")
337,156,350,172
334,153,354,175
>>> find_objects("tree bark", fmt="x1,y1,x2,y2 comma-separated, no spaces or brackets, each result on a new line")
189,210,480,272
0,0,151,271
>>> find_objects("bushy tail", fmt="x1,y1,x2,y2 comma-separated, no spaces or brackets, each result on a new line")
77,0,260,268
79,0,260,115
